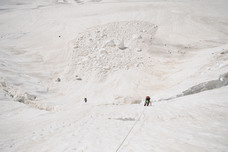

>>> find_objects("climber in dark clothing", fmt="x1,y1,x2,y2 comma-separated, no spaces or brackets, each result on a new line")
144,96,151,106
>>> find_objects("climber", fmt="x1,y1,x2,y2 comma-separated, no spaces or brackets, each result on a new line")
144,96,151,106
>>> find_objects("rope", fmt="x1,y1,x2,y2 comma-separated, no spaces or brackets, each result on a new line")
115,107,146,152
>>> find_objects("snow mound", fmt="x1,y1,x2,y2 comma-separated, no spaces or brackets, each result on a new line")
68,21,157,80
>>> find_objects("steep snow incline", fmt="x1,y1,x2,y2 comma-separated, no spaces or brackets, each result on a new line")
59,21,228,104
1,86,227,152
1,0,228,106
0,0,228,152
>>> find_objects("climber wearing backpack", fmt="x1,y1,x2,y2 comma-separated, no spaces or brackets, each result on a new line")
144,96,151,106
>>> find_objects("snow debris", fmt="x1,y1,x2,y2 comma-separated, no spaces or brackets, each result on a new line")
118,39,127,50
68,21,157,80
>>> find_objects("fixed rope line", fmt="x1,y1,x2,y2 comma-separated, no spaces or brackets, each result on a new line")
115,107,147,152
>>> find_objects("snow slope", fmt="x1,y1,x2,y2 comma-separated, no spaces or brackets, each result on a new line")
0,0,228,152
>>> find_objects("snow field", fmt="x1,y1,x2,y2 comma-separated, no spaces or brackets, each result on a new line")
0,0,228,152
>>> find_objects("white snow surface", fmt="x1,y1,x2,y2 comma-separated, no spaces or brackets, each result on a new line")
0,0,228,152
